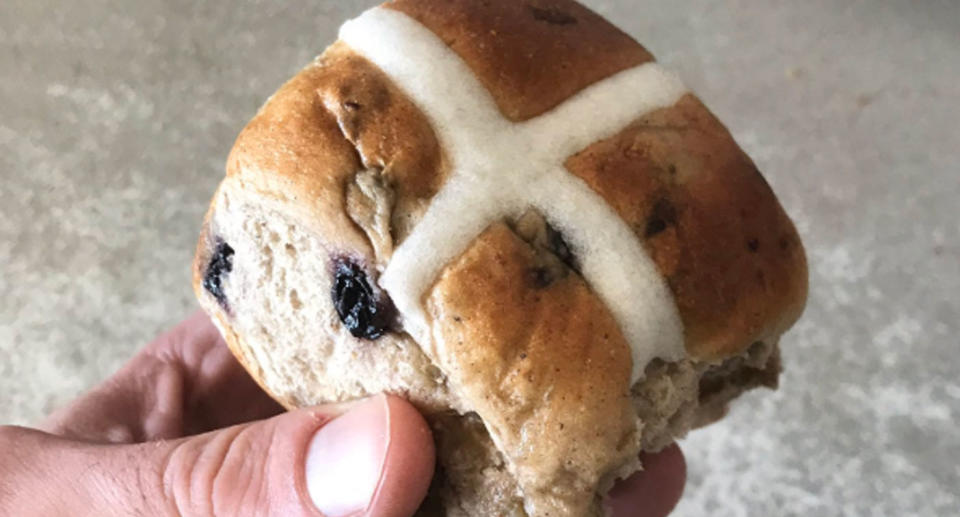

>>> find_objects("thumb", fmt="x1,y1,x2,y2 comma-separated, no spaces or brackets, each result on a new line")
0,394,435,517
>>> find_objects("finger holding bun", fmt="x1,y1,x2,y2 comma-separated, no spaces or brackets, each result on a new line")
192,1,807,515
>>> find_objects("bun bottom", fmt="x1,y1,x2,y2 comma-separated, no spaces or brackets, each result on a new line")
414,341,780,517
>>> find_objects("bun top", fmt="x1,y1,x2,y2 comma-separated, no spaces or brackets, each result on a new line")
340,6,692,383
209,1,808,515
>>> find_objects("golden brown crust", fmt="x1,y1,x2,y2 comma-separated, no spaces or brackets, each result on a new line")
316,42,447,201
566,95,808,360
426,224,638,516
191,197,216,315
226,62,364,252
386,0,653,121
224,43,447,253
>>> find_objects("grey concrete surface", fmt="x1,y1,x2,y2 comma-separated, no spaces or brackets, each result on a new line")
1,0,958,515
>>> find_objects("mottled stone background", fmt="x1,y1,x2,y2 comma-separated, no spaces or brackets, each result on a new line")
1,0,957,515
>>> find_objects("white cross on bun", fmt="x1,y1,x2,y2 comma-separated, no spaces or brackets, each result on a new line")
192,1,808,515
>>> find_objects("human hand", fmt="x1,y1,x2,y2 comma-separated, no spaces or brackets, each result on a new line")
0,312,685,516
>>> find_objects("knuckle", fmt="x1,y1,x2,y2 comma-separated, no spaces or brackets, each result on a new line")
162,425,270,517
162,437,220,516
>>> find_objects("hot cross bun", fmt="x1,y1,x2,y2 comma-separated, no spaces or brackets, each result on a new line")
193,1,808,515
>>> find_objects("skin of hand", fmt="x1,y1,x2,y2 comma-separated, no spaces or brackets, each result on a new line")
0,311,686,517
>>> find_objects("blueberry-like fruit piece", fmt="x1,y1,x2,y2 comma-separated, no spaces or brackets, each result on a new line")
644,198,677,238
203,239,234,309
546,224,579,272
332,259,393,340
529,6,577,25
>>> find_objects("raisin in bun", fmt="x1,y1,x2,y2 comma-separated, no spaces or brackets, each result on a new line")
192,1,808,515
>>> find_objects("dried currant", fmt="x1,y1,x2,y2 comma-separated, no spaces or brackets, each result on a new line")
645,198,678,238
203,239,234,309
546,223,579,272
529,267,554,289
331,258,393,340
644,218,668,237
529,6,577,25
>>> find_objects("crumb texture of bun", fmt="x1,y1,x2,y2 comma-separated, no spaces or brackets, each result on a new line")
192,0,808,515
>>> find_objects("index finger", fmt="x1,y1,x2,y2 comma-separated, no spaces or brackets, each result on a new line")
39,310,283,443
